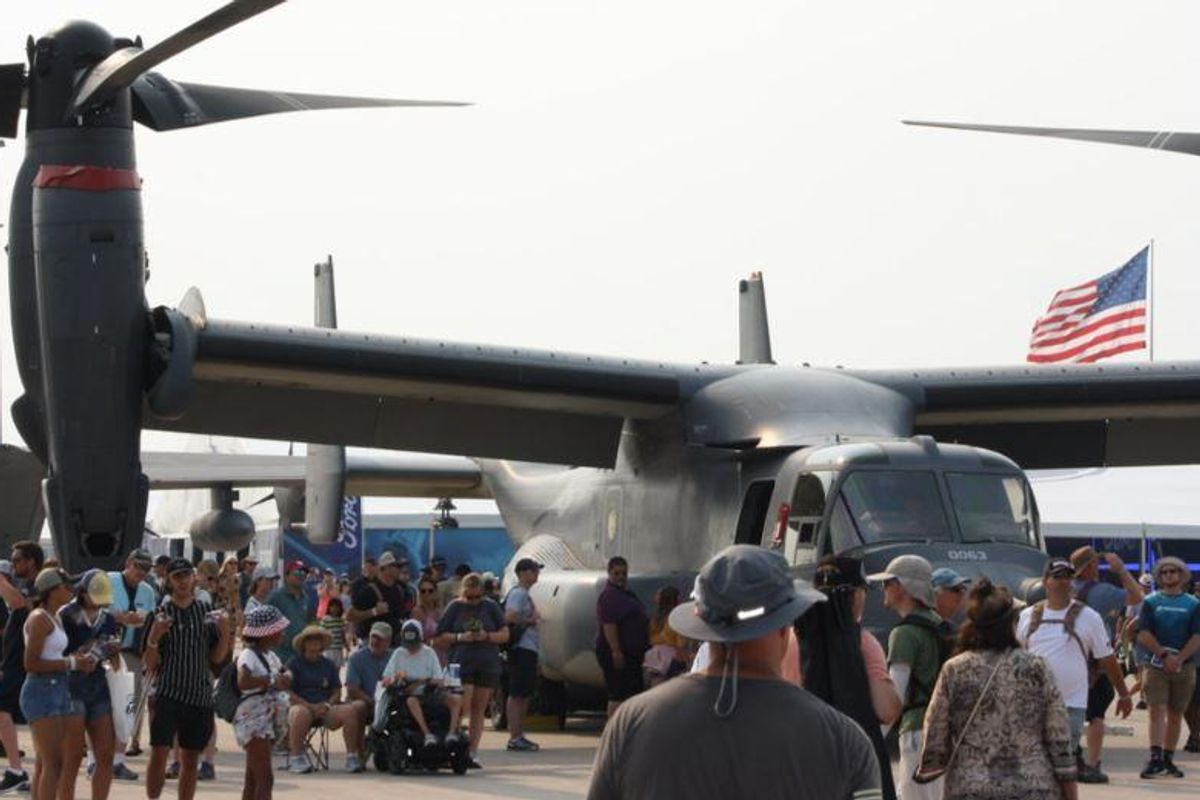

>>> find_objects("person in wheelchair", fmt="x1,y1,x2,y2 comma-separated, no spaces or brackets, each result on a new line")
379,620,463,747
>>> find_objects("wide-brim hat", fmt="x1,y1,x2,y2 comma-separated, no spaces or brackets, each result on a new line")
1153,556,1192,585
292,624,333,653
243,605,290,639
669,545,826,644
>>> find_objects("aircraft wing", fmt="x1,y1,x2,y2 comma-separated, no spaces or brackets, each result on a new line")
141,450,490,498
146,314,696,469
851,362,1200,469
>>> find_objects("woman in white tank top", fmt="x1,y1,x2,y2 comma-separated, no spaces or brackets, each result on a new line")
20,568,99,800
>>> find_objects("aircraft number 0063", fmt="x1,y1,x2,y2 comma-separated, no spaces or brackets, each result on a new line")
946,550,989,562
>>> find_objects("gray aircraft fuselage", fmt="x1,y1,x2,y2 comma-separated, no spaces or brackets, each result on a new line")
476,365,1048,686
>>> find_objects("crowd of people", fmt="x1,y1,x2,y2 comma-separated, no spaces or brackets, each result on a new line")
585,546,1200,800
0,533,1195,800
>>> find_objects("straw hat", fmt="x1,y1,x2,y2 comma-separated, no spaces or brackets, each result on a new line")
292,624,333,654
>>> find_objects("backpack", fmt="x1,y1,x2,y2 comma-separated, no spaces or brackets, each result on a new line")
213,649,271,723
894,613,955,713
1025,598,1102,687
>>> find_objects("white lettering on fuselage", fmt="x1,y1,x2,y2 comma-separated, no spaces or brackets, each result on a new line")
946,550,989,561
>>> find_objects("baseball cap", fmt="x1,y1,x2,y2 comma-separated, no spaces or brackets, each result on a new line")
1069,545,1099,572
154,555,172,567
369,621,393,641
515,558,544,573
931,567,971,591
399,619,422,646
284,560,306,574
867,555,936,607
167,558,195,576
669,545,825,644
1043,559,1075,579
430,555,448,568
128,548,154,569
252,564,279,582
813,556,867,590
33,568,69,596
79,569,113,606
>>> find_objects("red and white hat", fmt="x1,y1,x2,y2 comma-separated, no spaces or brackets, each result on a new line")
243,605,290,639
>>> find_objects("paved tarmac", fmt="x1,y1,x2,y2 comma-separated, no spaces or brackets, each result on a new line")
13,707,1199,798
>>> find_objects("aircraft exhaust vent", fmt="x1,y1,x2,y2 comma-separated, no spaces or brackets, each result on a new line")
503,533,589,586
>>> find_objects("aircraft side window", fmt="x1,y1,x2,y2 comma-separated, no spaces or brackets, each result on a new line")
735,480,776,546
788,473,826,546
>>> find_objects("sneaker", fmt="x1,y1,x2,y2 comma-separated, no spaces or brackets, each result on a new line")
1136,699,1147,710
125,744,142,757
198,762,215,781
1077,763,1109,784
164,762,180,780
423,733,438,747
86,763,96,780
467,753,483,770
1163,758,1184,779
287,756,313,775
506,737,539,752
0,770,29,794
444,730,462,744
112,763,138,781
344,755,364,774
1185,737,1200,754
1140,759,1167,779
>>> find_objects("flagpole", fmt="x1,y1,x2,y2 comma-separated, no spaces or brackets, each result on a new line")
1148,238,1155,362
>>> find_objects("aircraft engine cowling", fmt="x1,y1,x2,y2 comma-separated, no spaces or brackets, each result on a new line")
188,508,256,552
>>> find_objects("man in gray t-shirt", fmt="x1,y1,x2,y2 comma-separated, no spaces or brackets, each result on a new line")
587,545,880,800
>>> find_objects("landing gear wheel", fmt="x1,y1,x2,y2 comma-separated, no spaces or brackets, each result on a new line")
451,748,470,775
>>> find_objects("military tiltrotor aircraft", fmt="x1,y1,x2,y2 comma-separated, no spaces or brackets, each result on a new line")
8,1,1200,690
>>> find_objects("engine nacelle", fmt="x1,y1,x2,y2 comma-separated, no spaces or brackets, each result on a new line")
188,508,256,552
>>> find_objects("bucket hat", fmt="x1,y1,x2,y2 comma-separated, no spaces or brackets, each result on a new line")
1153,556,1191,585
292,624,333,654
243,605,290,639
669,545,825,644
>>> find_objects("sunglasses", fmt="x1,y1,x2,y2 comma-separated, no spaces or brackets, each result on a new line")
289,570,305,577
419,587,435,594
1159,568,1181,575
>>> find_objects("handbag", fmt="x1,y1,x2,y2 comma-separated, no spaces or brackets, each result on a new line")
105,662,137,743
912,651,1009,783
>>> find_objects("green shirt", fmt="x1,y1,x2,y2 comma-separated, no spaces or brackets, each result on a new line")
887,606,945,734
266,587,308,663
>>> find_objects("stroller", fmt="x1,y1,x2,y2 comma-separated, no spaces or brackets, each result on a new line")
370,685,470,775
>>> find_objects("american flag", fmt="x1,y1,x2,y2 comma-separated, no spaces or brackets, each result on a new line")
1027,246,1149,364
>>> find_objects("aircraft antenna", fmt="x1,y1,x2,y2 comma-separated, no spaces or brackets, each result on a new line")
737,272,774,365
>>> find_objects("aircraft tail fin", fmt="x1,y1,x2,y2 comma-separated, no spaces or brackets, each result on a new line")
737,272,774,365
298,256,347,543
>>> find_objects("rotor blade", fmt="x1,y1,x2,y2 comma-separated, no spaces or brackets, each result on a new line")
903,120,1200,158
0,63,25,138
131,73,467,131
72,0,286,113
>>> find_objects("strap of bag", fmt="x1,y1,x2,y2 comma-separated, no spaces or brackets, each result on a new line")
944,652,1009,770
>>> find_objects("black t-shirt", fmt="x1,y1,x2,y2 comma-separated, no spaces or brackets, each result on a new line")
351,578,415,640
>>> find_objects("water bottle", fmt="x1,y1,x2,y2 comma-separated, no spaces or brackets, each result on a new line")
447,663,462,695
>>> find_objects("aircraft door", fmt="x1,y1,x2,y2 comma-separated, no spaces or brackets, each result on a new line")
770,470,831,565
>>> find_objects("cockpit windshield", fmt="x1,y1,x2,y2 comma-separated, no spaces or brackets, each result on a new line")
834,470,951,544
946,472,1037,546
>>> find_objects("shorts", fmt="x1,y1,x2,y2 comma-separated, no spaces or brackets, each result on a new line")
20,673,83,723
459,663,500,690
1144,664,1197,713
1086,674,1115,722
0,671,25,723
70,672,113,722
150,695,215,751
507,648,539,699
597,650,644,702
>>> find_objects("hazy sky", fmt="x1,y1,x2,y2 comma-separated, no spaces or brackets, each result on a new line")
3,2,1199,520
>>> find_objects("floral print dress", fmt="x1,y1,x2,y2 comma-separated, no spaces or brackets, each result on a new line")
918,648,1076,800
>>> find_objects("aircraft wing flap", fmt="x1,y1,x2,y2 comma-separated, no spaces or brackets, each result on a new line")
852,361,1200,468
141,450,489,497
146,317,691,468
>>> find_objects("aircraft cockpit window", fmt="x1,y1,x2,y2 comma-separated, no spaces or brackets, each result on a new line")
946,472,1036,546
837,471,951,543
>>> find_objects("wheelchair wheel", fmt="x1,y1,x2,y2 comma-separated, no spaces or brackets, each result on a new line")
372,746,389,773
386,733,408,775
451,747,470,776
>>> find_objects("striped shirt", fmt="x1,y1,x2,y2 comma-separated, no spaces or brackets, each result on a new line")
154,597,218,708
